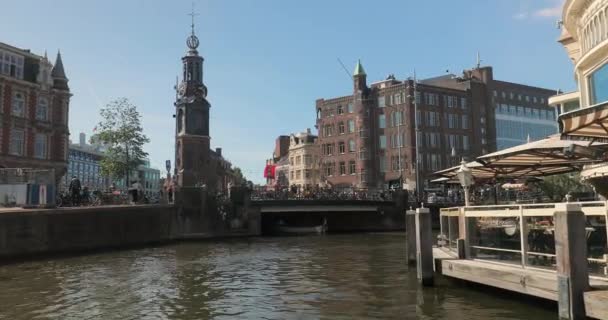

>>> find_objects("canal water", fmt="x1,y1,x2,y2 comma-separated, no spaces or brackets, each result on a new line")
0,233,555,320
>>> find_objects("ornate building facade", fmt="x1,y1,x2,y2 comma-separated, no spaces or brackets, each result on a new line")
0,42,70,185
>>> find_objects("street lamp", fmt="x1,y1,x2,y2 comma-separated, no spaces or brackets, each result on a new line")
456,159,473,206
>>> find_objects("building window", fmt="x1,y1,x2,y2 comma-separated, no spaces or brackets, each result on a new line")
296,170,301,179
295,156,301,165
36,97,49,121
379,155,386,172
348,139,355,153
290,171,294,180
338,122,345,134
9,129,24,155
391,111,403,127
12,92,25,117
378,96,386,108
347,103,354,113
0,51,24,79
460,97,467,109
349,160,356,175
347,120,355,133
304,155,312,166
379,135,386,149
304,169,311,179
461,115,468,129
590,62,608,104
378,114,386,129
338,141,345,154
463,136,470,150
289,157,294,165
339,161,346,175
34,134,47,159
394,93,402,105
337,105,344,115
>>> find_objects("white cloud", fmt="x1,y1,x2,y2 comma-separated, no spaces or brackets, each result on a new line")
534,4,562,18
513,0,563,20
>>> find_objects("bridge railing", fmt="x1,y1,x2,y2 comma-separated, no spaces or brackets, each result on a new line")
439,201,608,278
251,188,395,202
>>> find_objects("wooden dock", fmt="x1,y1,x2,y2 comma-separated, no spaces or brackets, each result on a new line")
433,247,608,319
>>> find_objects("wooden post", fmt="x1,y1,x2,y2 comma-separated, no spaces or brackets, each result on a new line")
416,206,433,286
554,203,589,320
406,209,417,265
457,238,466,259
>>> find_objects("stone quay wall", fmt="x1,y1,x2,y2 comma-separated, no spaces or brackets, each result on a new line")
0,205,176,261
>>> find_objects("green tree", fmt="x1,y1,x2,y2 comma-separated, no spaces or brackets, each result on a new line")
92,98,150,187
537,173,592,202
232,167,246,185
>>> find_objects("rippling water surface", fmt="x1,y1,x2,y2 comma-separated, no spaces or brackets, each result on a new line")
0,234,555,319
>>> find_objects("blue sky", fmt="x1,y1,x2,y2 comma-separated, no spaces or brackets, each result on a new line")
1,0,571,184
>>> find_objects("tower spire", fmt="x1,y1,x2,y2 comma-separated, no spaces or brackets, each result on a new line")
186,3,200,51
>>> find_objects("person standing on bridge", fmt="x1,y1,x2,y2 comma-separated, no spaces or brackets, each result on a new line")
68,176,82,206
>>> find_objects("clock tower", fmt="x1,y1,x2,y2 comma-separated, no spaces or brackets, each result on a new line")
175,17,211,188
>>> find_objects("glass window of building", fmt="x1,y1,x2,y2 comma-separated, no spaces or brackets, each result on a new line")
339,162,346,175
338,141,345,154
590,63,608,104
338,122,345,134
348,140,355,152
509,92,514,99
461,115,468,129
337,105,343,115
347,103,353,113
379,155,386,172
378,96,386,108
379,135,386,149
36,97,49,121
378,114,386,129
34,134,47,159
12,92,25,117
349,160,356,174
9,129,24,155
347,120,355,133
463,136,470,150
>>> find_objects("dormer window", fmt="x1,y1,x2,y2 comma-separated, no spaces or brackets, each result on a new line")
0,51,24,79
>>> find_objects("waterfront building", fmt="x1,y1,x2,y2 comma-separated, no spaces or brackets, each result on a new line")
316,62,556,190
114,159,161,197
0,42,71,186
549,0,608,197
265,135,290,189
288,129,320,188
549,0,608,113
62,133,109,191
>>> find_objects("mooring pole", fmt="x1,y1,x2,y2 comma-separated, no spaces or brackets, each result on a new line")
416,205,433,286
555,203,589,320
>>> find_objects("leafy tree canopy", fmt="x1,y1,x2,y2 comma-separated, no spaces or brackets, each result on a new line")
92,98,150,185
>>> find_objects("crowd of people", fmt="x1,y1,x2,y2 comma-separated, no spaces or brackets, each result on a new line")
252,185,395,201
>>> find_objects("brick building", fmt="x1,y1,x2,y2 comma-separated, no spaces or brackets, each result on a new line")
174,23,237,193
315,61,557,191
0,42,70,185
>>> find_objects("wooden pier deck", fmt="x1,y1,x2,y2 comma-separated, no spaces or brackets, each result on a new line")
433,247,608,319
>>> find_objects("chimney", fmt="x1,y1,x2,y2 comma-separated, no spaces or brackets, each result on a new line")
215,147,222,157
79,133,86,147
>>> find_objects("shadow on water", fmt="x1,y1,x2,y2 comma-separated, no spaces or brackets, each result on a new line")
0,233,556,320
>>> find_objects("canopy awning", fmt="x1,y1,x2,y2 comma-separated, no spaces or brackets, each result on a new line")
433,161,505,181
477,134,607,169
559,101,608,141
